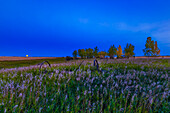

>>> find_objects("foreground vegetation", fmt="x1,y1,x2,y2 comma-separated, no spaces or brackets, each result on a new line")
0,59,169,112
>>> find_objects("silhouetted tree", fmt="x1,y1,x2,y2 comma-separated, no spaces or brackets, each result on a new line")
108,45,117,59
116,45,123,58
72,50,77,59
93,46,99,58
124,43,135,58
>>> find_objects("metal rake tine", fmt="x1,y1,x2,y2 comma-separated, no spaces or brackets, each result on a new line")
74,60,84,72
94,59,99,72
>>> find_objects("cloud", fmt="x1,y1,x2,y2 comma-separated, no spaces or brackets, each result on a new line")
115,22,157,32
114,21,170,46
99,22,110,27
79,18,88,24
151,21,170,46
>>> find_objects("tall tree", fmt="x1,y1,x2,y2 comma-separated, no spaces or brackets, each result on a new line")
85,48,89,58
143,37,159,57
108,45,117,59
78,49,83,58
72,50,77,59
143,37,152,57
88,48,94,58
85,48,93,58
93,46,99,58
81,49,86,58
124,43,135,58
116,45,123,58
152,41,160,56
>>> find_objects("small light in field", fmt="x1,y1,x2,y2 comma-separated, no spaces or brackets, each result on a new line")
26,55,28,57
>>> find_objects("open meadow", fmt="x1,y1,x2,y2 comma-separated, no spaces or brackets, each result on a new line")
0,58,169,112
0,57,66,69
1,0,170,112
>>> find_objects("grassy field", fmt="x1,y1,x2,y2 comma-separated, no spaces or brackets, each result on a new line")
0,58,169,112
0,57,66,69
0,56,169,70
0,57,61,61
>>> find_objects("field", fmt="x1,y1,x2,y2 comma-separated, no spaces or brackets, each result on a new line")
0,57,61,61
0,58,169,112
0,56,169,69
0,57,66,69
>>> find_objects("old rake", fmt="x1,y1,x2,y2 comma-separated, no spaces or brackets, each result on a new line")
38,59,109,74
38,61,54,74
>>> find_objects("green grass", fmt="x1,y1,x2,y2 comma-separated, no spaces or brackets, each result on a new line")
0,59,169,112
0,58,66,69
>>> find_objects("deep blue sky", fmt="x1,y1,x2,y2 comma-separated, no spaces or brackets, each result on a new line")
0,0,170,57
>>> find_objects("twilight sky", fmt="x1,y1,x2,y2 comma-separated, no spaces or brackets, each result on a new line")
0,0,170,57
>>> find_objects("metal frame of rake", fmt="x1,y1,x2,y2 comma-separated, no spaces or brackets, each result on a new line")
74,59,108,73
74,59,99,73
38,59,109,74
38,60,52,74
94,59,99,72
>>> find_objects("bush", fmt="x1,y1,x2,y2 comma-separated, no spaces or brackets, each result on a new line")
65,56,73,61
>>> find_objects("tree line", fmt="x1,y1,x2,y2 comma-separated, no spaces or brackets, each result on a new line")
72,37,160,59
